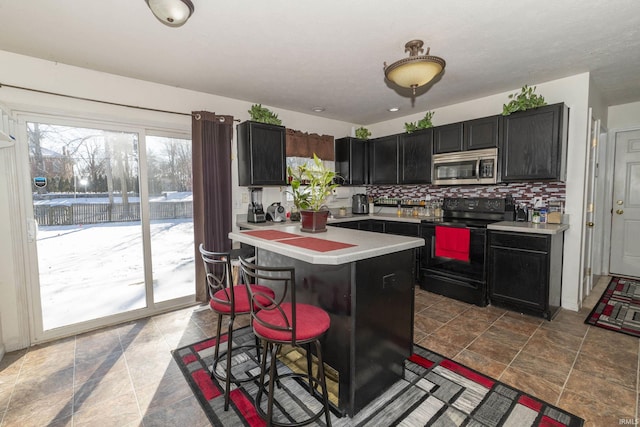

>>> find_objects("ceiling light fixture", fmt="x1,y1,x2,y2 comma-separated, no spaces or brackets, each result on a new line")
388,107,400,112
311,106,326,113
146,0,195,27
384,40,446,95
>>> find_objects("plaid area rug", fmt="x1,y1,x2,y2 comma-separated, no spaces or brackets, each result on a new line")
585,276,640,338
172,327,583,427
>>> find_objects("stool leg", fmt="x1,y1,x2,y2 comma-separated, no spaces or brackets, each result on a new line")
211,313,223,380
314,340,332,427
223,314,236,411
255,335,261,362
255,339,270,417
266,343,281,426
305,343,313,394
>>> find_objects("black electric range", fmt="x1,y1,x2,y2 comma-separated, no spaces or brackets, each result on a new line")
419,197,515,306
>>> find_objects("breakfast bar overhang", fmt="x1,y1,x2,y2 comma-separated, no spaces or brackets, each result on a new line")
229,225,424,417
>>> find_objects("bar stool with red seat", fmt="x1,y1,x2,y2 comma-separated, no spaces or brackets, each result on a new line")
238,256,332,427
199,243,275,411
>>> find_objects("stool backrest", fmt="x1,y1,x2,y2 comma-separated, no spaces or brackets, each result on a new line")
238,256,299,342
199,243,235,312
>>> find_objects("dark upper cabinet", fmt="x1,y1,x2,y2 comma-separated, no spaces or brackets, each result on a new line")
399,129,432,184
433,122,464,154
334,137,368,186
464,115,501,150
434,116,501,154
501,103,568,182
237,121,287,186
369,135,399,184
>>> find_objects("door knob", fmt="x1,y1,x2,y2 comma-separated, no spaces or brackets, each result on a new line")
616,209,624,215
586,221,594,227
616,200,624,205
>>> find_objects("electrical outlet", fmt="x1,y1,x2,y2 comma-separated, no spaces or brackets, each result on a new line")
242,193,249,203
532,197,543,207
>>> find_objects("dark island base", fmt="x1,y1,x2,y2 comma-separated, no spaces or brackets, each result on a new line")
256,248,415,417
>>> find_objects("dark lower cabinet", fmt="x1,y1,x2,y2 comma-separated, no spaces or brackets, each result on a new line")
331,220,360,230
358,219,386,232
330,219,385,232
385,222,422,281
330,219,422,281
488,230,564,319
384,221,420,237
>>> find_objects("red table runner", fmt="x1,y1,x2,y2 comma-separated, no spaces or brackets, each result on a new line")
243,230,300,240
278,237,356,252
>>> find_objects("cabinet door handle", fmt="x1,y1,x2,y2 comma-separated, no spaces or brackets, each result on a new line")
475,159,480,181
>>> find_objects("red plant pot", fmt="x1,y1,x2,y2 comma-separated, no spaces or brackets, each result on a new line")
299,210,329,233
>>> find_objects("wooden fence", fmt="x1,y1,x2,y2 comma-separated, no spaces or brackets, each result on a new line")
34,201,193,226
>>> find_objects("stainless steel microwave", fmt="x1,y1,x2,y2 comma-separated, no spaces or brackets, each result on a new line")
432,147,498,185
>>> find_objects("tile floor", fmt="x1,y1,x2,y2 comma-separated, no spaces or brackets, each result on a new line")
0,275,637,426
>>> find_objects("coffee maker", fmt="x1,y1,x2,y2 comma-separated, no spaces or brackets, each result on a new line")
247,187,266,223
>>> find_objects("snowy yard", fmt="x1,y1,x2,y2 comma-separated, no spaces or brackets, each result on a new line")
37,219,195,330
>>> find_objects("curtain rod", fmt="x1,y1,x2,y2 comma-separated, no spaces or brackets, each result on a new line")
0,82,240,121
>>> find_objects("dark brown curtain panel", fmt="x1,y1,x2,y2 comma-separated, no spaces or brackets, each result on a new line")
192,111,234,302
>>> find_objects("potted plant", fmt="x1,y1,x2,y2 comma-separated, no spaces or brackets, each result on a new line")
287,153,339,233
502,85,546,115
404,111,434,133
355,126,371,139
248,103,283,125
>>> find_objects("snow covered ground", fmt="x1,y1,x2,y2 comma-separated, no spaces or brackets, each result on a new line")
37,218,195,330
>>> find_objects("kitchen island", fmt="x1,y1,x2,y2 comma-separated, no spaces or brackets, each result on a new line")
229,224,424,417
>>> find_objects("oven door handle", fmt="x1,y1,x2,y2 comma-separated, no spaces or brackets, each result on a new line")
475,159,480,181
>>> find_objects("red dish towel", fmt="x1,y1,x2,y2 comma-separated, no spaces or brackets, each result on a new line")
435,226,470,262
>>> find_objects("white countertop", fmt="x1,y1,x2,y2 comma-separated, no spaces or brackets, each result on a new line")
229,224,424,265
487,221,569,235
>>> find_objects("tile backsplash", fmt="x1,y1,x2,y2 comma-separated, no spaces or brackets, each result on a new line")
367,182,565,206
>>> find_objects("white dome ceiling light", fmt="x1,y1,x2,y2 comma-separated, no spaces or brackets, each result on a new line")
145,0,195,27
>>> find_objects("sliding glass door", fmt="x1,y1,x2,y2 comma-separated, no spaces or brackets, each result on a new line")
146,135,195,304
24,117,194,338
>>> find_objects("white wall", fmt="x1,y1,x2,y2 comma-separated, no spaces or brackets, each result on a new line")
370,73,592,311
0,49,356,351
608,101,640,130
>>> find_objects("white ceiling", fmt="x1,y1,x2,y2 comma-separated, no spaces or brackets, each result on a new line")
0,0,639,124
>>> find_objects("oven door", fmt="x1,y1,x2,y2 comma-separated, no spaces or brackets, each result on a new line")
420,223,486,283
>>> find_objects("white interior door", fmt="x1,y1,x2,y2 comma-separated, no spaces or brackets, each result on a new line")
580,112,598,299
610,129,640,278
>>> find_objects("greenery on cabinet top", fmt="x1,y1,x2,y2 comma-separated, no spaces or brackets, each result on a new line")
248,104,282,125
